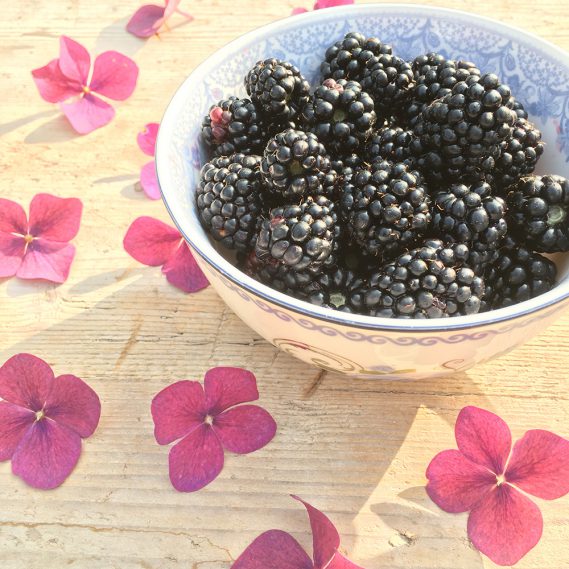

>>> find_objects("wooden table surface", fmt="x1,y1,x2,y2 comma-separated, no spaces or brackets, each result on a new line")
1,1,568,568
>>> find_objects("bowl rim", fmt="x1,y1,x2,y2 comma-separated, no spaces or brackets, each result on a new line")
156,2,569,333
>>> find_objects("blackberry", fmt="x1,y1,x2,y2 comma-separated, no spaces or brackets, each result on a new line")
245,59,310,124
361,54,415,119
509,98,529,120
201,97,266,157
304,266,364,310
196,154,263,251
255,195,337,270
405,53,480,126
302,79,377,156
413,73,517,182
261,129,331,198
340,160,432,258
506,175,569,252
321,32,392,82
347,240,484,318
432,180,508,252
365,126,416,165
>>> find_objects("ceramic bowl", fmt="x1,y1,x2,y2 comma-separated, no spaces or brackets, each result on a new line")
156,4,569,379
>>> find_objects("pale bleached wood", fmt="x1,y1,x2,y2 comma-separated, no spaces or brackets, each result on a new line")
1,1,569,568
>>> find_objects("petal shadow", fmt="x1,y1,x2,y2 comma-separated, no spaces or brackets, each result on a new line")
0,110,59,137
24,115,81,144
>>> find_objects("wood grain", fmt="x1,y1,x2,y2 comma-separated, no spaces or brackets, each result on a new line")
1,1,568,568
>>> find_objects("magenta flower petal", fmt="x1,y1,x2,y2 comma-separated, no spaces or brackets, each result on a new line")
0,353,54,410
314,0,354,8
137,123,159,156
43,374,101,438
168,424,224,492
58,36,91,85
17,240,76,283
31,59,82,103
0,233,25,278
90,51,139,101
11,418,82,489
327,552,364,569
204,368,259,415
0,402,35,461
151,381,207,444
126,4,166,38
0,197,28,234
506,429,569,500
426,449,497,513
164,0,183,19
232,530,313,569
161,241,209,293
28,193,83,242
140,161,161,200
123,216,182,266
291,7,309,14
467,485,543,566
214,405,276,454
60,93,116,135
455,406,512,473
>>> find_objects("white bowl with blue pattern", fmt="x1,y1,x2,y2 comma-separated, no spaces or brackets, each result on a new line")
156,4,569,378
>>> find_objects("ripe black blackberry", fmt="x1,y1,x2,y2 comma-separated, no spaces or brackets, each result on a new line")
201,97,266,157
302,79,377,156
432,180,508,252
304,266,364,310
255,195,337,270
509,98,528,120
196,154,263,251
261,129,331,198
506,175,569,252
347,240,484,318
361,54,415,119
321,32,392,83
413,73,517,182
340,160,432,258
245,59,310,124
364,126,416,165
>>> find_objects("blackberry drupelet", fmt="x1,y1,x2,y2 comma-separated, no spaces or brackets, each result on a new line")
509,98,529,120
340,160,432,258
255,195,337,270
320,32,392,83
245,59,310,124
364,126,416,165
196,154,264,251
302,79,377,156
261,129,331,198
304,266,364,310
413,73,517,182
506,175,569,252
432,180,508,252
201,97,266,157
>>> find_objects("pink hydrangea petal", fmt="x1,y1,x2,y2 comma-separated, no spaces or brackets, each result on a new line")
455,406,512,473
291,7,309,14
58,36,91,85
467,485,543,566
32,59,82,103
28,193,83,242
151,380,207,445
0,233,25,278
17,240,76,283
292,495,340,569
60,93,116,134
161,241,209,293
204,367,259,415
137,123,159,156
0,353,54,410
0,198,28,234
506,429,569,500
0,402,35,461
126,5,165,38
164,0,182,19
231,529,312,569
140,161,161,200
44,375,101,438
214,405,276,454
426,449,497,513
314,0,354,8
11,418,82,489
168,424,224,492
327,552,364,569
123,216,182,266
90,51,139,101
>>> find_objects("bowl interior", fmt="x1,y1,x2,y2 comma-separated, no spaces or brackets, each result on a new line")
157,4,569,329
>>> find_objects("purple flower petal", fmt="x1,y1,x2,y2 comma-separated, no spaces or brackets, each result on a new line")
151,380,207,445
140,160,161,200
137,123,159,156
204,367,259,415
28,193,83,242
17,240,76,283
314,0,354,8
161,241,209,293
123,216,182,266
58,36,91,85
163,0,183,19
60,93,116,134
0,233,25,278
291,7,309,15
327,552,364,569
0,197,28,234
168,424,224,492
32,58,82,103
126,4,166,38
0,402,35,461
214,405,276,454
90,51,139,101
